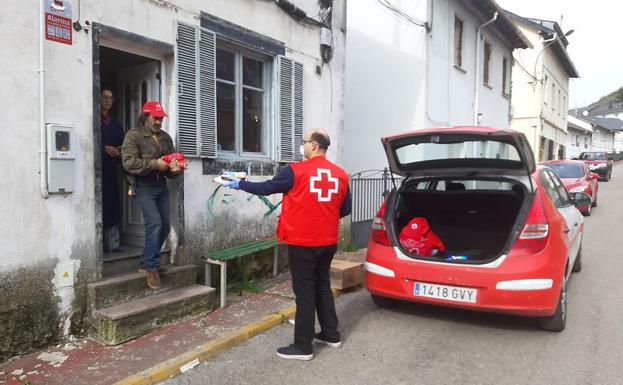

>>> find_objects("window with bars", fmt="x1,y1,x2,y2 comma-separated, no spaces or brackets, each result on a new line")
175,22,303,162
502,57,509,96
454,16,463,67
483,42,491,85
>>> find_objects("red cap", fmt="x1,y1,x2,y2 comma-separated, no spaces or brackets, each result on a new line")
141,101,168,118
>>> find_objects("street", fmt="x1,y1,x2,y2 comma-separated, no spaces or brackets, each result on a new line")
162,165,623,385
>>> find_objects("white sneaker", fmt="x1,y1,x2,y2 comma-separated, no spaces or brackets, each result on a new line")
314,333,342,348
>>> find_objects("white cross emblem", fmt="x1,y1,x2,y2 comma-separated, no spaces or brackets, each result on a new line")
310,168,339,202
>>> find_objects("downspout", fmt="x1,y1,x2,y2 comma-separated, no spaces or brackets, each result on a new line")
473,11,497,126
40,0,49,198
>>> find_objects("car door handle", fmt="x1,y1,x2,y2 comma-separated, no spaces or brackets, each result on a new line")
564,227,570,233
574,222,579,227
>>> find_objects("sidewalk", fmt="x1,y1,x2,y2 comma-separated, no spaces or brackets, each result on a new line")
0,250,366,385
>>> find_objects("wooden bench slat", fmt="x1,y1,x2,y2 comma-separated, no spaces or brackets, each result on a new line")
204,238,278,261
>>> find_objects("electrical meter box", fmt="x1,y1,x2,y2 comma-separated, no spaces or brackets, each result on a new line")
47,124,75,193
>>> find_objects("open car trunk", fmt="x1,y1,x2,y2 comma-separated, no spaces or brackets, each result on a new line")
389,178,531,263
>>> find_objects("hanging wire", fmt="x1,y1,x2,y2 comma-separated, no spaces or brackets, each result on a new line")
375,0,428,29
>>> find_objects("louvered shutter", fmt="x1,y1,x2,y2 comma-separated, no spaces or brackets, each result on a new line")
278,57,294,162
176,23,217,158
293,62,304,161
176,23,198,156
278,56,304,162
199,28,217,158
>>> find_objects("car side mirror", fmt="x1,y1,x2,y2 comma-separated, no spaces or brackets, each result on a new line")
590,172,599,180
572,192,592,207
570,157,578,160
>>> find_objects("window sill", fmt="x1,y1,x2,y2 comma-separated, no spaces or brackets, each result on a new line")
454,64,467,74
483,83,493,90
202,158,279,176
502,92,510,99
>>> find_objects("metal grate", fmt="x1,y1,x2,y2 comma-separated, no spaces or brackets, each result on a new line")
350,169,399,248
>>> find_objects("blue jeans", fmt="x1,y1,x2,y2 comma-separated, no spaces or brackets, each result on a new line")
135,182,170,272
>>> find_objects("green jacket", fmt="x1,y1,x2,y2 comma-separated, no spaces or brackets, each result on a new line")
121,125,179,179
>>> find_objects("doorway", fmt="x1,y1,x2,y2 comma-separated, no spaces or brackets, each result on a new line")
99,46,163,273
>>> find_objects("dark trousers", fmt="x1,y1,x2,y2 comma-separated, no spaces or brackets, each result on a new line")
288,244,340,354
135,182,170,272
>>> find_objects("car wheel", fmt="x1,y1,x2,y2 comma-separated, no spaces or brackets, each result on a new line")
572,243,582,273
604,172,610,182
371,294,397,308
582,204,591,216
592,194,598,208
538,278,567,332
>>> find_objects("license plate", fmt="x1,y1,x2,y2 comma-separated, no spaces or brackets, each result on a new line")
413,282,477,303
589,165,597,170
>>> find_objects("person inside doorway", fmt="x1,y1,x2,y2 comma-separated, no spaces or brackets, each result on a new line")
121,102,183,290
101,88,125,253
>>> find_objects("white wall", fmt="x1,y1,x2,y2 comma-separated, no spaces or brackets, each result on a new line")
510,20,571,162
343,0,515,174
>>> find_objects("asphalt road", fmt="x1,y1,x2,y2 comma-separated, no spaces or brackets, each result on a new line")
163,164,623,385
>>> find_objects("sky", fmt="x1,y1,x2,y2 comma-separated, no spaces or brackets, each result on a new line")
496,0,623,109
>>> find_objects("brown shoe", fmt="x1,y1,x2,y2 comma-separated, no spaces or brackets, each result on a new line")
146,271,161,290
138,265,169,273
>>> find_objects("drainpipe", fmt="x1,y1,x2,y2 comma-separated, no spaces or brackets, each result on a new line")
40,0,49,199
473,11,498,126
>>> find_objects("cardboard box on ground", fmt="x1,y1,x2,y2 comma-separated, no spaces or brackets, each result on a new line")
330,259,363,290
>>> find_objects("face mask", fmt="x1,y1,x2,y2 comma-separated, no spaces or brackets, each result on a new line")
299,144,305,158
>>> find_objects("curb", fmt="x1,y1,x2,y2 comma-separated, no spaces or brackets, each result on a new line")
114,290,340,385
114,308,293,385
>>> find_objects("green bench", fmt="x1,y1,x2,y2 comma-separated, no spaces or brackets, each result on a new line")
202,237,279,308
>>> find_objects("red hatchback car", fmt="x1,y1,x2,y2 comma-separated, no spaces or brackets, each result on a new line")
541,160,599,216
365,127,591,332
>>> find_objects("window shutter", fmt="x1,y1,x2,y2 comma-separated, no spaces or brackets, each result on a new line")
277,56,303,162
176,23,198,156
293,62,304,161
199,28,217,158
175,23,217,158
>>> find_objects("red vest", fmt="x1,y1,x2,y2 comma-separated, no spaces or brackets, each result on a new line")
277,156,349,246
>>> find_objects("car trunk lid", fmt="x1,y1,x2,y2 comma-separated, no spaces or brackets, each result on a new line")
382,126,536,183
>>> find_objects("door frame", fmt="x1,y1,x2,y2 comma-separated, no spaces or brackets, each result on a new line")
92,23,181,280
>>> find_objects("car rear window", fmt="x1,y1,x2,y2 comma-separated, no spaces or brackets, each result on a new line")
579,152,606,160
544,163,584,178
394,140,521,164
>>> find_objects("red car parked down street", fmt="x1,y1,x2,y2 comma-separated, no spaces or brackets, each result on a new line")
365,126,592,332
577,152,612,181
541,160,599,216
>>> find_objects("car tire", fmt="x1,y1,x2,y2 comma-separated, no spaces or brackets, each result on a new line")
604,172,610,182
592,194,598,208
538,278,567,332
572,244,582,273
582,204,591,216
371,294,397,308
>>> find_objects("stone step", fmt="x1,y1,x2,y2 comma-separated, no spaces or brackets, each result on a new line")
88,264,198,311
103,246,171,276
90,284,217,345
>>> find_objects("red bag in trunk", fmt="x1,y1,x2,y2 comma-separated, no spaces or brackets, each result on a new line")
399,217,445,256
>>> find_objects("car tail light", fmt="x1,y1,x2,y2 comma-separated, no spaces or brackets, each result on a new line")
371,202,391,246
509,192,549,256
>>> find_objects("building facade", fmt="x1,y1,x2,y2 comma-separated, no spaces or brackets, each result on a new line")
1,0,346,361
566,114,594,159
507,12,579,162
343,0,530,174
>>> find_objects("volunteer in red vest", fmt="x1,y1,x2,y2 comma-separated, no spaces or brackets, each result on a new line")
224,128,351,361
